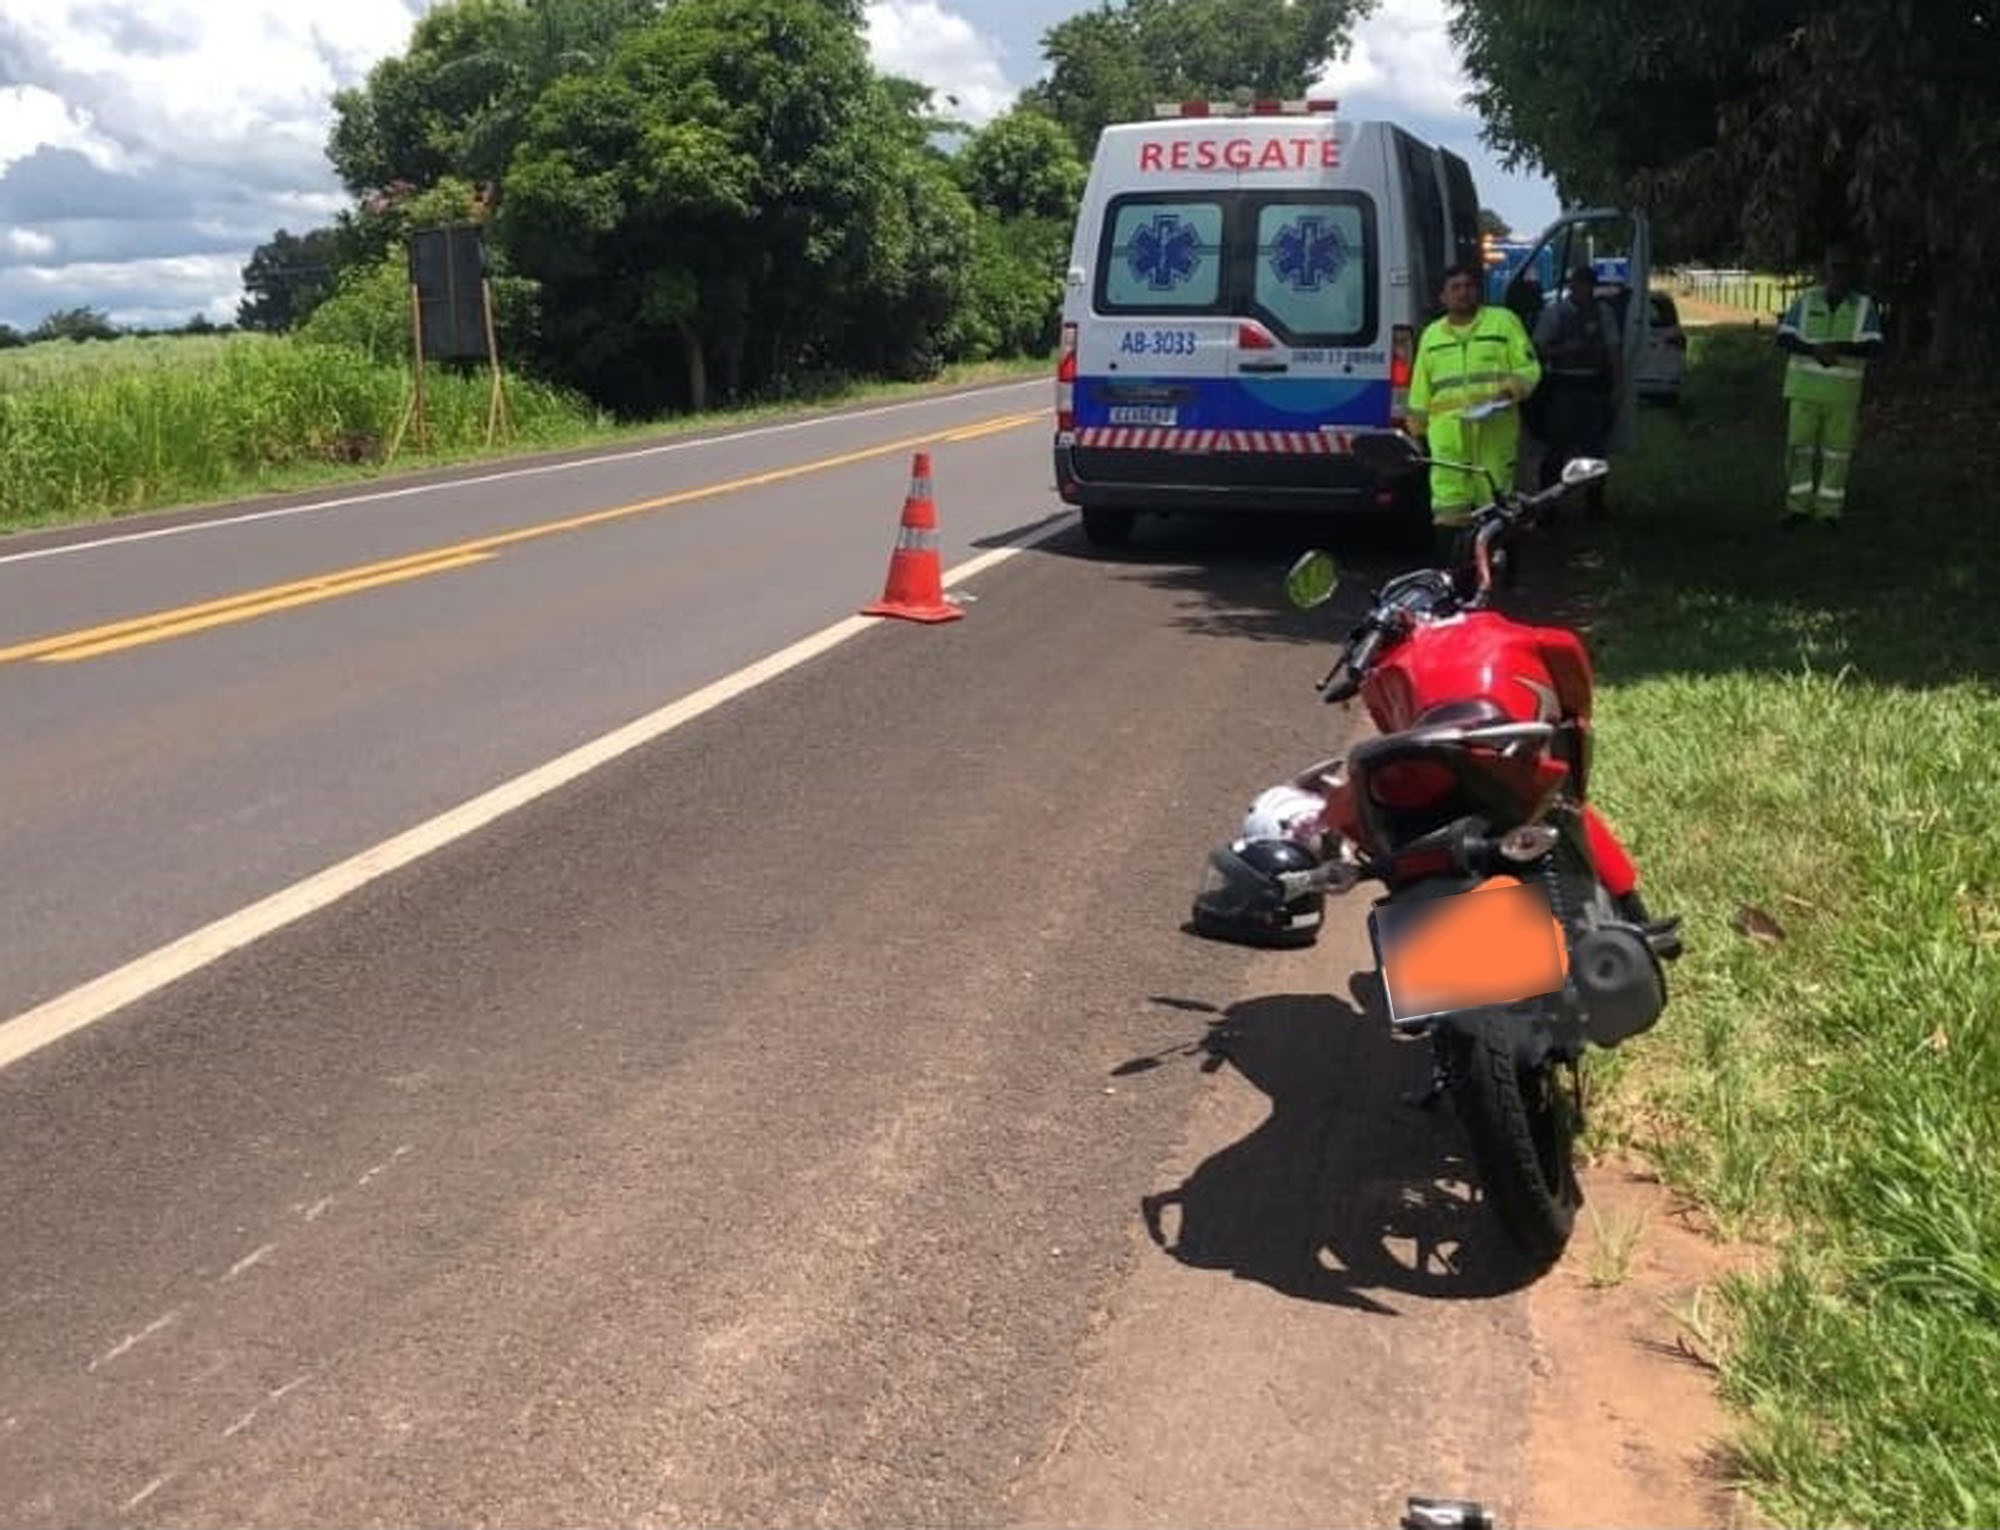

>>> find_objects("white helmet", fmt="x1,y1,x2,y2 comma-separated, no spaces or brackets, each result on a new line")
1241,783,1328,849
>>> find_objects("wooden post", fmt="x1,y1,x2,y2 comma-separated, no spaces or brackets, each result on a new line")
412,281,430,452
386,281,430,465
482,276,511,447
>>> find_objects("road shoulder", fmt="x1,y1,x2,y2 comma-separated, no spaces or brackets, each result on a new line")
1526,1156,1770,1530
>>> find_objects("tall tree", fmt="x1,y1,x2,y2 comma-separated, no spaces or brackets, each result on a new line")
945,105,1089,361
31,307,119,343
955,106,1088,224
237,227,343,331
327,0,664,198
1447,0,2000,365
1020,0,1377,156
498,0,971,413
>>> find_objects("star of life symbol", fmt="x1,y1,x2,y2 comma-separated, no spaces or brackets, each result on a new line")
1127,213,1203,291
1270,215,1349,292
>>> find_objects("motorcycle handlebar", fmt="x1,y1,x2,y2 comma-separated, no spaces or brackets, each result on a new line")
1310,459,1601,696
1462,474,1580,598
1321,622,1386,703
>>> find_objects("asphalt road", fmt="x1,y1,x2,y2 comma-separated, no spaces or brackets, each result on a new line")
0,380,1052,1019
0,388,1547,1528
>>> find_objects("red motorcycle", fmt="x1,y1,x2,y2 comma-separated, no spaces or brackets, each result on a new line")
1192,436,1683,1266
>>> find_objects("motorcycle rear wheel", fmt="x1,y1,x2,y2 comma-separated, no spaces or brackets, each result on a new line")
1448,1012,1583,1268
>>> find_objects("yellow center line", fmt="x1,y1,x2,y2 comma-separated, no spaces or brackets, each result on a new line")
0,546,499,663
1,408,1048,666
41,553,498,662
941,409,1047,443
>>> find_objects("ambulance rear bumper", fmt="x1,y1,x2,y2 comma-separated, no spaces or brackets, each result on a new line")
1052,438,1423,515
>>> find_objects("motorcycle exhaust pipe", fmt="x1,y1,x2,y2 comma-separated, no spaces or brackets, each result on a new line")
1572,926,1667,1047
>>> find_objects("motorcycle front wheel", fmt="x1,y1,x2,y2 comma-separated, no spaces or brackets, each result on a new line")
1447,1011,1583,1268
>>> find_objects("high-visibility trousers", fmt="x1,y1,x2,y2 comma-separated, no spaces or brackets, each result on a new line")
1786,393,1859,521
1428,408,1521,527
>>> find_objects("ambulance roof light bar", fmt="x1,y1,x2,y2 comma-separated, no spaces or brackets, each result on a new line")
1152,97,1339,118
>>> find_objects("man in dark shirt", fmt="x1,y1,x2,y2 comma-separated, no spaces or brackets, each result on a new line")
1532,263,1622,515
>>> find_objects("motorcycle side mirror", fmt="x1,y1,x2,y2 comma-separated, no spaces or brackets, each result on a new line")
1561,457,1610,486
1285,549,1341,610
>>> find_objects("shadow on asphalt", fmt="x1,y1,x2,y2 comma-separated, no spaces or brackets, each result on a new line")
975,508,1452,654
1114,988,1553,1317
978,500,1607,662
994,495,1592,1310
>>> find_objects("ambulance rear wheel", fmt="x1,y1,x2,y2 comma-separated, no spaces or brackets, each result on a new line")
1080,508,1135,549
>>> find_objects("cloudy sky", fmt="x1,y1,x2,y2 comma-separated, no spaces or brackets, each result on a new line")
0,0,1560,333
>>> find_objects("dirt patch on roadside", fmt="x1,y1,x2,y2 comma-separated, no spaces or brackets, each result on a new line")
1525,1155,1772,1530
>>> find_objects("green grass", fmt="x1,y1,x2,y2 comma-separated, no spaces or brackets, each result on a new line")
1574,326,2000,1528
0,334,1054,535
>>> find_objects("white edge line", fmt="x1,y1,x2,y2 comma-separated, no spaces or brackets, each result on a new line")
0,378,1049,568
0,514,1074,1074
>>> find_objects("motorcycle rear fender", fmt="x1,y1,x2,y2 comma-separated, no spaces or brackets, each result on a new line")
1583,806,1639,898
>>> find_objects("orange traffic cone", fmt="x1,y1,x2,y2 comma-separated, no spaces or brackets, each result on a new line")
862,451,964,624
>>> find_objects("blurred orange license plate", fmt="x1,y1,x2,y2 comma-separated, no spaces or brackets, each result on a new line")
1369,878,1569,1024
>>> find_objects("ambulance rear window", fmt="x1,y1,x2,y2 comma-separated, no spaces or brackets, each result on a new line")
1100,198,1225,309
1254,199,1369,342
1093,189,1377,345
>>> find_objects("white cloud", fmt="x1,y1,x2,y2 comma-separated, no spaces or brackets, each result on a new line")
1302,0,1558,233
7,251,245,326
4,228,59,259
10,253,244,291
0,83,130,175
864,0,1018,126
1311,0,1474,120
0,0,419,327
3,0,416,167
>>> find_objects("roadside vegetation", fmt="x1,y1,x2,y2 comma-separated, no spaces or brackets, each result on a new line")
0,332,1048,533
2,0,1371,535
1578,324,2000,1529
0,333,599,530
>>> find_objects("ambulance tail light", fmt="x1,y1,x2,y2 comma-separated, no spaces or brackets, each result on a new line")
1390,324,1414,426
1056,322,1078,435
1237,321,1278,351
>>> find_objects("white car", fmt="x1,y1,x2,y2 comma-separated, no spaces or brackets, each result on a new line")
1635,291,1687,403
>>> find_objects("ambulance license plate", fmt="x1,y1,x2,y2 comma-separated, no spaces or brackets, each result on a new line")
1108,406,1178,426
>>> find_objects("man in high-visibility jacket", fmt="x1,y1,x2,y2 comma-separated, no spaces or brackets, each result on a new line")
1405,262,1543,532
1775,243,1884,526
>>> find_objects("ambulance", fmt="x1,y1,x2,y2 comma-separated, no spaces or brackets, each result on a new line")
1051,97,1649,548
